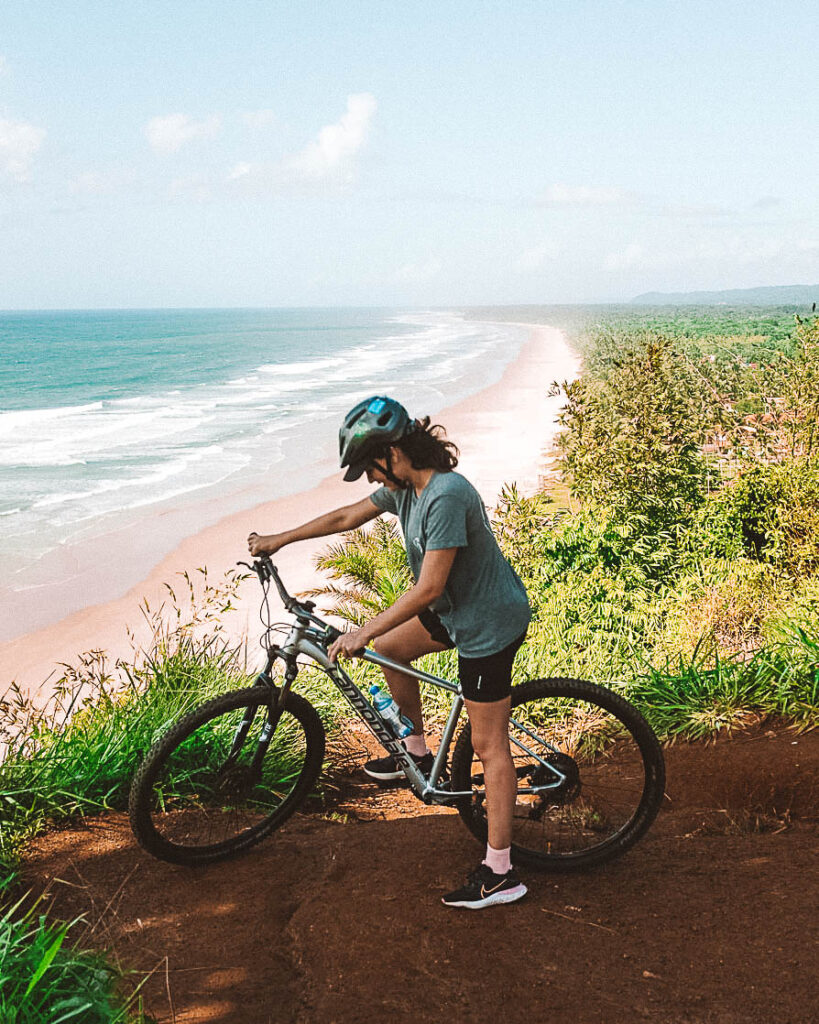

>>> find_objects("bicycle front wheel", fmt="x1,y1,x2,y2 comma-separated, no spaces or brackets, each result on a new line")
451,678,665,871
129,686,325,865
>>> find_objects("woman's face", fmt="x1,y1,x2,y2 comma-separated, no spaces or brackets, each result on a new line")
365,446,409,489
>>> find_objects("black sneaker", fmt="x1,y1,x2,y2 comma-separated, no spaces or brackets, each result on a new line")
441,863,527,909
363,748,434,782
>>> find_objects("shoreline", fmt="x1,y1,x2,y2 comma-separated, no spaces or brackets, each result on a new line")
0,325,579,702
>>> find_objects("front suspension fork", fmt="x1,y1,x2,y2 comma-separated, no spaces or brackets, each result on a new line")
225,658,296,772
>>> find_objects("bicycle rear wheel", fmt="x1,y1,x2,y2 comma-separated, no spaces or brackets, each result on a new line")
451,678,665,870
129,686,325,865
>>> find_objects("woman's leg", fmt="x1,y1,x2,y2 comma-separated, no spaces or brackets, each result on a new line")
464,696,516,851
373,617,449,736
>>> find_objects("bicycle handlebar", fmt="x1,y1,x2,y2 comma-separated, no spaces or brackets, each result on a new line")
237,555,343,645
237,555,295,607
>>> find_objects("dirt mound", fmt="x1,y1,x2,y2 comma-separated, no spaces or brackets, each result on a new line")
22,725,819,1024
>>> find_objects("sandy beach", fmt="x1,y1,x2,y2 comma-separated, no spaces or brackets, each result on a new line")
0,324,579,703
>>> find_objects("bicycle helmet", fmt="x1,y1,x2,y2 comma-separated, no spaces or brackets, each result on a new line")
339,395,413,481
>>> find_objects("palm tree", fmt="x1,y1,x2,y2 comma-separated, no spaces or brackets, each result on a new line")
305,518,412,624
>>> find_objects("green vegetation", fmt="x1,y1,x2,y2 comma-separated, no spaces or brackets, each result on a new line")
0,569,345,876
2,303,818,1013
317,307,819,738
0,874,150,1023
0,569,344,1019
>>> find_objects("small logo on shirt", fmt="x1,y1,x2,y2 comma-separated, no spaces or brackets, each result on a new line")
412,537,424,555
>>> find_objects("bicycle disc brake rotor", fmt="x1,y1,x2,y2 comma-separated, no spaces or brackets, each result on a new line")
212,763,260,802
526,752,581,821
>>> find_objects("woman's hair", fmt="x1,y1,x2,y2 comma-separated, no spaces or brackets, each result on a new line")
394,416,459,472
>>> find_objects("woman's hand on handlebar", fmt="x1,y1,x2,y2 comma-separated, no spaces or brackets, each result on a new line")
247,531,283,557
328,623,373,663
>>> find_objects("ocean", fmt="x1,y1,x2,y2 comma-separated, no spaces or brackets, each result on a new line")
0,308,528,597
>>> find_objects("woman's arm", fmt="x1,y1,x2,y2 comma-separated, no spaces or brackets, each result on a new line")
248,496,382,556
328,547,458,660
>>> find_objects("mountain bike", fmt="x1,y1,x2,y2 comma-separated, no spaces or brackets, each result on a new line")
129,555,665,869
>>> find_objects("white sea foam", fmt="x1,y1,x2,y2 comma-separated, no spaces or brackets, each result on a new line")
258,356,346,375
0,311,527,586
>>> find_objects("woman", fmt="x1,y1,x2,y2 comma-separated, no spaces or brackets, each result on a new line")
248,395,531,908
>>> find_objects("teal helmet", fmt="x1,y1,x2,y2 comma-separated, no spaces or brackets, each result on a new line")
339,395,413,481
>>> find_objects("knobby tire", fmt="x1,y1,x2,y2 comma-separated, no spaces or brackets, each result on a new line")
451,677,665,870
129,686,325,865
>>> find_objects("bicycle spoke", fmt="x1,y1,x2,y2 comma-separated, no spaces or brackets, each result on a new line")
452,679,664,868
141,699,313,854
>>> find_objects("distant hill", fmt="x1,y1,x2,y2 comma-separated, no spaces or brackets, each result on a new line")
631,284,819,306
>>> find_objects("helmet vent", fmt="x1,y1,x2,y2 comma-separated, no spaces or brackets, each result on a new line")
377,412,392,426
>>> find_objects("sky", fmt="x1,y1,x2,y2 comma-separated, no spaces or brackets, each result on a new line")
1,0,817,309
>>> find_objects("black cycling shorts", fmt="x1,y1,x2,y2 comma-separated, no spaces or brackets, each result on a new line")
458,632,526,703
418,607,456,649
418,609,526,704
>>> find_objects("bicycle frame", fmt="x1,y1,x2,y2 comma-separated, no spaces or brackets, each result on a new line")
262,619,568,807
260,618,464,803
240,555,568,806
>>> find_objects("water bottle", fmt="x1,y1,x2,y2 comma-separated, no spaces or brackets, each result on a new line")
369,684,414,739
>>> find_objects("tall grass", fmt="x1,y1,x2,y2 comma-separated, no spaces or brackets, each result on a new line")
1,571,243,872
0,874,151,1022
0,566,357,1021
0,567,350,874
628,630,819,741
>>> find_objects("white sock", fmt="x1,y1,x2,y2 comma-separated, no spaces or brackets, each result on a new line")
483,843,512,875
403,733,430,757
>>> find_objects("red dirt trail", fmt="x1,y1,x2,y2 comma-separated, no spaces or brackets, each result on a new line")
22,725,819,1024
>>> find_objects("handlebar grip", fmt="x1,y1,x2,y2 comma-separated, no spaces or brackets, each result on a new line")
324,625,364,657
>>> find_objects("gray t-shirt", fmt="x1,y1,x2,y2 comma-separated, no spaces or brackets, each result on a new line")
369,472,531,657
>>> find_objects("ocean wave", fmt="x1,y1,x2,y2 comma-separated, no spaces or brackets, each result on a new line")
0,401,105,436
1,310,526,574
257,356,346,376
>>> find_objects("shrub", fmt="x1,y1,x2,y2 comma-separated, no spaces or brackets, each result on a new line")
710,461,819,573
555,331,709,533
654,559,781,659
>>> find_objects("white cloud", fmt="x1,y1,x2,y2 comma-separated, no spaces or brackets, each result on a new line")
752,195,782,210
0,118,46,181
144,113,221,154
602,231,819,279
227,161,254,181
691,235,786,266
539,183,629,207
291,93,377,179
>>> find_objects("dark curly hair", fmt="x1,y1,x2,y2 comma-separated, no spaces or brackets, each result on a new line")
394,416,459,472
